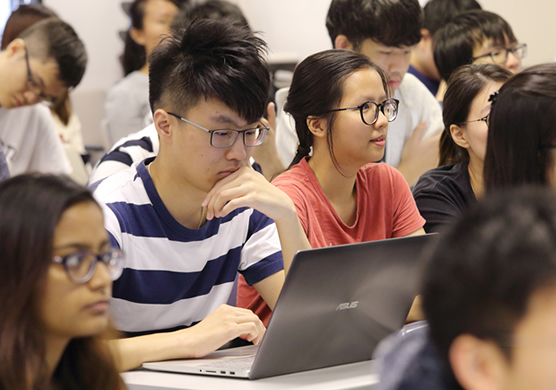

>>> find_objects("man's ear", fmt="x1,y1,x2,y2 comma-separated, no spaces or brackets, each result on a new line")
5,38,25,58
130,27,146,46
153,109,173,144
334,34,354,50
450,124,470,149
450,334,507,390
306,116,327,139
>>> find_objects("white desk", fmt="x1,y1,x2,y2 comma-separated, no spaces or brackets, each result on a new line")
122,360,379,390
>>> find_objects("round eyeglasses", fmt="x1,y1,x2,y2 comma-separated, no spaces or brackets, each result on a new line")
322,98,399,126
52,248,125,284
471,43,527,65
167,112,269,148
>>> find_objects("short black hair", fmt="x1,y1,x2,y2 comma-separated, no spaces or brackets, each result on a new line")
171,0,250,34
433,10,516,81
423,0,481,36
149,18,270,123
18,17,87,89
423,187,556,374
484,63,556,191
326,0,422,49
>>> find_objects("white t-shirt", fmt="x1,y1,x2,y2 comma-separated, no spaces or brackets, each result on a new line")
0,104,72,176
275,73,443,168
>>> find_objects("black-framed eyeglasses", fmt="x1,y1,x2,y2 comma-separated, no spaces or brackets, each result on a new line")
24,47,58,107
459,113,490,127
52,248,125,284
471,43,527,65
322,98,399,126
167,112,269,148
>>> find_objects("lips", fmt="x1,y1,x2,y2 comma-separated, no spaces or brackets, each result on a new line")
370,135,386,147
218,167,240,177
85,299,110,314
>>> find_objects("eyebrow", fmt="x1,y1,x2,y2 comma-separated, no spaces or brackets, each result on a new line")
53,239,111,253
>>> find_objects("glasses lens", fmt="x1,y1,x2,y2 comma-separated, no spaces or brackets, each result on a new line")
362,102,378,125
515,44,527,59
491,50,507,64
65,252,96,283
244,127,267,146
211,130,239,148
102,249,125,281
383,100,398,122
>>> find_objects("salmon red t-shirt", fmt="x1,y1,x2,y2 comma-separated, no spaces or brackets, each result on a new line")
237,158,425,325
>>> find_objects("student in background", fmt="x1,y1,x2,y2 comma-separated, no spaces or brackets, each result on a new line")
0,174,125,390
412,64,511,233
0,17,86,177
104,0,180,141
238,49,425,326
433,10,524,100
1,4,88,166
409,0,481,97
276,0,443,186
484,63,556,191
93,19,310,371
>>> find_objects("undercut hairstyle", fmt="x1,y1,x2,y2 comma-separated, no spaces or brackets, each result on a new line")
423,0,481,36
326,0,422,50
284,49,390,172
0,174,124,390
423,187,556,378
122,0,183,76
439,64,511,166
1,4,57,50
149,18,270,123
18,17,87,88
484,63,556,191
433,10,516,81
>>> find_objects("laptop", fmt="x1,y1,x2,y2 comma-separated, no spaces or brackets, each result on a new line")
142,234,437,379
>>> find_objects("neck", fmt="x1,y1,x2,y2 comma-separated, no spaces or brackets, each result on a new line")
44,333,70,380
467,157,484,198
149,157,207,228
308,148,358,225
139,62,149,75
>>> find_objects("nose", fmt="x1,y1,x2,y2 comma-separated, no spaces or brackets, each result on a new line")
505,51,521,73
225,134,248,161
88,261,112,291
375,109,389,130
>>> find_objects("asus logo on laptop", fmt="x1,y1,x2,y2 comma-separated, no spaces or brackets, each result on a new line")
336,301,358,310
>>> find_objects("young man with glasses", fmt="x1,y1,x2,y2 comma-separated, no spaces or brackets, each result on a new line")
93,18,310,371
0,17,86,177
434,10,524,86
275,0,444,186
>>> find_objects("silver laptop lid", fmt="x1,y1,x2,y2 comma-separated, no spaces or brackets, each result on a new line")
249,234,437,379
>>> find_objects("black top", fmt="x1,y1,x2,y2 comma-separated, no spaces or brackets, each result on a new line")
412,162,477,233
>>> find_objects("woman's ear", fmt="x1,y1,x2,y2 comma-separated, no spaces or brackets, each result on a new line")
450,124,470,149
153,109,172,144
306,116,327,139
130,27,146,46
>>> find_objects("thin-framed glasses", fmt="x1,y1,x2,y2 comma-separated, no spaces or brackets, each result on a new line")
52,248,125,284
459,113,490,127
322,98,399,126
167,112,269,148
24,47,57,107
471,43,527,65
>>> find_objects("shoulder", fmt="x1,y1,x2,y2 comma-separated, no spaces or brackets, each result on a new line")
398,73,434,97
359,162,404,185
273,160,314,198
93,165,147,205
106,71,149,100
414,164,468,194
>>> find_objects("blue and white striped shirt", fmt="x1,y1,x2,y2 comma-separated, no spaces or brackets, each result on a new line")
93,158,283,335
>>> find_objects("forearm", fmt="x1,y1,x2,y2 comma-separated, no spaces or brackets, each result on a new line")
273,206,311,275
109,331,192,372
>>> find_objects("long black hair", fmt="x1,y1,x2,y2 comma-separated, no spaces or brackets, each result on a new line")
284,49,390,171
484,63,556,191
